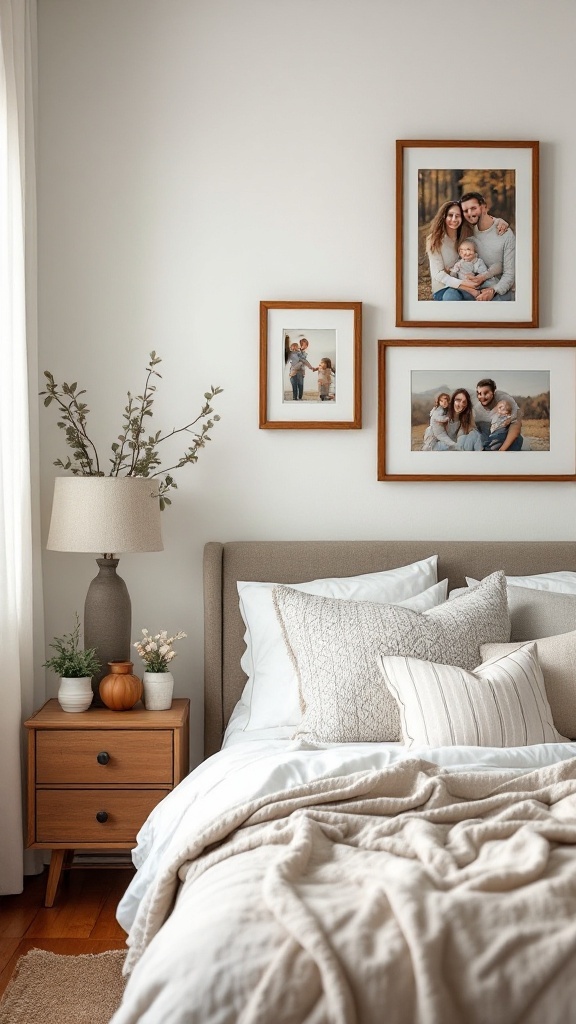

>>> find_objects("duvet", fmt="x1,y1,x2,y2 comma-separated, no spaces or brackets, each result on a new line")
112,739,576,1024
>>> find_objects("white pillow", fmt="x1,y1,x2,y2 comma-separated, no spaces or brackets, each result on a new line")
237,557,440,731
467,571,576,595
379,644,566,748
273,570,509,743
222,702,296,747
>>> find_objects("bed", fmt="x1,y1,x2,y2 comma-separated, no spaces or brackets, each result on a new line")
112,540,576,1024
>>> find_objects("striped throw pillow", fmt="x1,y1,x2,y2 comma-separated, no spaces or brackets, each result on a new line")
379,643,566,748
481,631,576,740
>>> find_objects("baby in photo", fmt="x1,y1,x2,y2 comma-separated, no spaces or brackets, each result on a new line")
486,398,514,450
450,237,489,281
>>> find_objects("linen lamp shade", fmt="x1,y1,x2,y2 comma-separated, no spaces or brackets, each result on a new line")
47,477,164,554
47,477,164,703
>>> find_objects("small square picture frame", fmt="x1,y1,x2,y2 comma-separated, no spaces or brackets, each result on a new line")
259,300,362,429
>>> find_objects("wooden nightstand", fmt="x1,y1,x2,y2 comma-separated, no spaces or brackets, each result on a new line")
24,698,190,907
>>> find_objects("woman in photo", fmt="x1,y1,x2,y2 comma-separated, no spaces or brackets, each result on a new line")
426,201,481,302
422,388,483,451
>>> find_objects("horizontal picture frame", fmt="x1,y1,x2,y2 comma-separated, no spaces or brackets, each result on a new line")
259,300,362,429
378,340,576,482
396,140,539,328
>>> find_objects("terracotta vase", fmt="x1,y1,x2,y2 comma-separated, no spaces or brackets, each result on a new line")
99,661,143,711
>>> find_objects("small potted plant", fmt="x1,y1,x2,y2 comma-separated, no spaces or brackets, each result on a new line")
43,614,101,712
133,628,187,710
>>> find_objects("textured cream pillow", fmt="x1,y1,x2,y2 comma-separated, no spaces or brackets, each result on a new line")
481,630,576,740
238,561,443,730
379,644,566,748
273,570,510,744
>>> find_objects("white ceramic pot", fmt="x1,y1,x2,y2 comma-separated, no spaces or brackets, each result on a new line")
142,671,174,711
58,677,94,713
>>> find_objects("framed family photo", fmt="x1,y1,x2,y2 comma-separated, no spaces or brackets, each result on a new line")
378,340,576,482
396,140,539,328
259,300,362,429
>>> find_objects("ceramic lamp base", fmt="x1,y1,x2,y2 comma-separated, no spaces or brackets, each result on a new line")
84,557,131,704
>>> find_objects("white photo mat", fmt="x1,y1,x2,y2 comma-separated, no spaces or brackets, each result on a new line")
398,143,538,327
265,307,357,424
380,343,576,480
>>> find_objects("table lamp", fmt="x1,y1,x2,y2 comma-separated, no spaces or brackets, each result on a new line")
47,477,164,702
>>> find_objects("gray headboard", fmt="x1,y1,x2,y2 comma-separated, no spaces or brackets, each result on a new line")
203,540,576,757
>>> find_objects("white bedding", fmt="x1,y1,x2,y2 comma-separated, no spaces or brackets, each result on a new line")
113,737,576,1023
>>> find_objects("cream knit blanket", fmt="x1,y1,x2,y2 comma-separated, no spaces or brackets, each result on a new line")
118,757,576,1024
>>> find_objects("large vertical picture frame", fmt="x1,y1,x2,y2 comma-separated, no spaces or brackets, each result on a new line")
378,340,576,482
259,301,362,429
396,140,539,328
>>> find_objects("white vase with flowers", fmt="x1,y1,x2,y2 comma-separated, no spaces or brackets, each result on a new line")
133,628,187,711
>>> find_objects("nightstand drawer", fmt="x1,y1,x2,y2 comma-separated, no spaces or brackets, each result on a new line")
36,789,168,843
36,730,174,784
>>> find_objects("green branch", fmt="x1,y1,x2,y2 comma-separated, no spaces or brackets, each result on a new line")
40,353,223,510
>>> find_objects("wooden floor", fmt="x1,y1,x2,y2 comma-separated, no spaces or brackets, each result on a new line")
0,866,133,997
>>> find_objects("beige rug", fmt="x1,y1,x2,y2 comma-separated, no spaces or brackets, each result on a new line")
0,948,126,1024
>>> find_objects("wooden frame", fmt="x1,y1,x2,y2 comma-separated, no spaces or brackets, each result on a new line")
396,140,539,328
259,300,362,429
378,340,576,482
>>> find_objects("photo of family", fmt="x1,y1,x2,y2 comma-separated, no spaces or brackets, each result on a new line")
418,168,516,304
283,329,337,403
411,370,550,453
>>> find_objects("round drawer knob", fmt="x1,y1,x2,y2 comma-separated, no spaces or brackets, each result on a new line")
96,752,110,765
96,810,109,823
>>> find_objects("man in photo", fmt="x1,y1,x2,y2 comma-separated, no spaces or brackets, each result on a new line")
473,378,523,450
460,192,515,301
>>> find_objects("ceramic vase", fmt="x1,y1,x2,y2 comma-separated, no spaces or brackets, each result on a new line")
58,677,94,713
99,661,143,711
84,557,131,704
142,671,174,711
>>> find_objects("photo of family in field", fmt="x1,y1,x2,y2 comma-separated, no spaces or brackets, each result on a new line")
411,371,550,453
283,328,337,403
418,168,516,303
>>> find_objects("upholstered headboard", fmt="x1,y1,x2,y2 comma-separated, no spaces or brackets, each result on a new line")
203,540,576,757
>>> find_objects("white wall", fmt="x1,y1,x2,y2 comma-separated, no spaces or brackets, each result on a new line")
36,0,576,763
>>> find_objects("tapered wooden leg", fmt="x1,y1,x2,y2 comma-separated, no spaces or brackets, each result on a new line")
45,849,68,907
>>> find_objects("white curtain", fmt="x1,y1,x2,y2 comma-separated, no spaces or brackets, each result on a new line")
0,0,43,894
